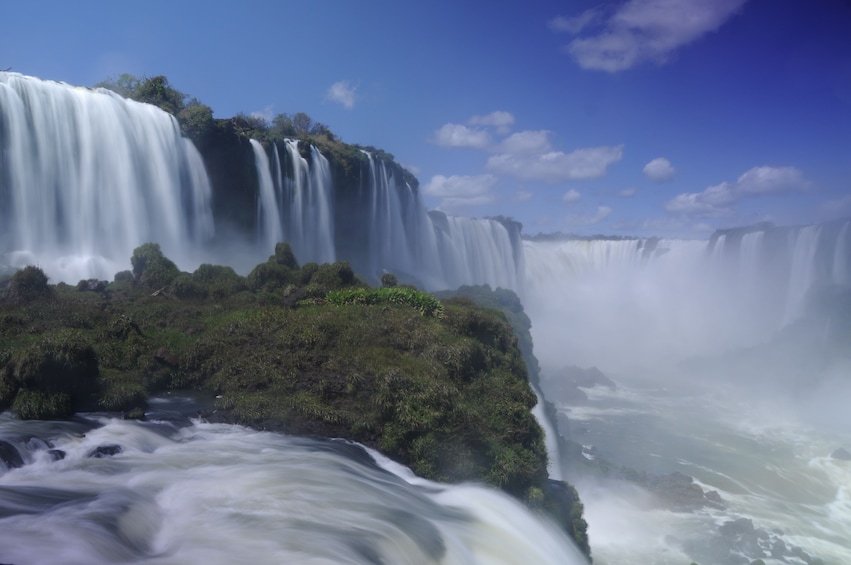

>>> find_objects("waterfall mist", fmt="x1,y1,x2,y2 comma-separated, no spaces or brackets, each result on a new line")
521,226,851,564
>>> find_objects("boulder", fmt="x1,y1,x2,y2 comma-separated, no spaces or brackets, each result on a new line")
86,444,123,458
0,440,24,469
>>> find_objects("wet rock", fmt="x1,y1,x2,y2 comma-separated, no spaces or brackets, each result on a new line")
86,444,122,458
48,449,66,461
830,447,851,460
0,440,24,469
705,489,725,508
153,347,178,368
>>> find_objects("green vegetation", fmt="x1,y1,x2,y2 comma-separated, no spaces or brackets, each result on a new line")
0,246,589,556
326,287,445,318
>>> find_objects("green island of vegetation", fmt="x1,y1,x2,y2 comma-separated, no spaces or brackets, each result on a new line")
0,242,589,558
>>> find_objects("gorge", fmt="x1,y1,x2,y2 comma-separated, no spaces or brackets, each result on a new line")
2,72,850,564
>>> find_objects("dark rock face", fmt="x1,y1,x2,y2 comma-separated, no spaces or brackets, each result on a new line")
0,440,24,469
47,449,66,461
621,469,725,512
830,447,851,460
86,444,122,458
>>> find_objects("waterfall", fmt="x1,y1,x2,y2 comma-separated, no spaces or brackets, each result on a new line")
782,225,822,325
357,151,525,292
833,221,849,285
0,73,213,282
251,139,283,252
275,140,335,264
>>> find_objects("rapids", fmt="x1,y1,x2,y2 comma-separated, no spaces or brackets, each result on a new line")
0,401,587,565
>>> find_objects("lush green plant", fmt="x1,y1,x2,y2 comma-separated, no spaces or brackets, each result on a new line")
380,273,398,288
326,287,444,318
131,243,180,289
5,266,51,305
308,261,359,292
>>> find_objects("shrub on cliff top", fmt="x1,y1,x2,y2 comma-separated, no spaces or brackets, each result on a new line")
6,266,52,305
131,243,179,289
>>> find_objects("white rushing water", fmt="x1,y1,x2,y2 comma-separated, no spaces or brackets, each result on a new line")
0,406,587,565
0,73,214,282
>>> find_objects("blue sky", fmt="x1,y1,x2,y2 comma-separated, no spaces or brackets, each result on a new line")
3,0,850,238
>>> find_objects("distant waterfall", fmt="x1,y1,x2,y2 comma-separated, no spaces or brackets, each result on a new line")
359,151,524,292
522,223,851,371
0,73,214,282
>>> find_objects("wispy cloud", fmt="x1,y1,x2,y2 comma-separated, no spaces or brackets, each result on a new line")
422,174,498,211
496,130,552,154
643,157,675,181
469,111,515,134
548,8,604,34
487,143,623,183
430,123,492,148
250,105,274,124
326,80,357,109
562,189,582,203
567,205,613,227
665,165,810,218
552,0,748,72
618,187,637,198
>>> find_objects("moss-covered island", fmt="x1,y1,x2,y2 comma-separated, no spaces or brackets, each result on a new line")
0,243,590,559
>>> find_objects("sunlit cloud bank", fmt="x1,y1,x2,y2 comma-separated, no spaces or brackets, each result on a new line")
551,0,749,72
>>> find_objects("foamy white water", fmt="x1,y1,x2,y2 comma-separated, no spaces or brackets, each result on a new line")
558,380,851,565
0,407,587,565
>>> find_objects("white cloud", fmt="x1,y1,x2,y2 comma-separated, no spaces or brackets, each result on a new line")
326,80,357,109
487,144,623,183
423,174,497,198
555,0,748,72
665,165,809,218
567,205,612,227
430,123,492,149
618,187,637,198
735,165,809,195
469,111,515,134
250,105,274,124
496,130,553,154
548,9,603,34
643,157,675,181
562,189,582,203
